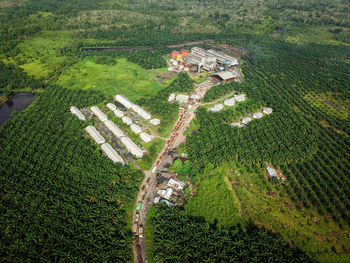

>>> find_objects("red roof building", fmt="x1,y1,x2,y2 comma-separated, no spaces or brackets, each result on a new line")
171,51,180,59
181,50,189,57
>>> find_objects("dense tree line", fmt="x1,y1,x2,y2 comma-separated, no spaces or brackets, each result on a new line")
150,205,315,263
203,81,245,102
0,86,143,261
0,61,43,93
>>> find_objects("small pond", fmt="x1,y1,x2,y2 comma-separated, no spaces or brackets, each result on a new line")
0,93,36,125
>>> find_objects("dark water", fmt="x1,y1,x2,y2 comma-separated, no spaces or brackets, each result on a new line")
0,93,36,125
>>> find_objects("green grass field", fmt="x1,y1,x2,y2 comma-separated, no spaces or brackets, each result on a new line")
57,57,169,100
220,162,350,263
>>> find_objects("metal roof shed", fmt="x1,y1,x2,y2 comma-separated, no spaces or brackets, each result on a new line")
131,104,152,120
115,94,133,109
107,103,117,111
213,72,236,81
130,124,142,134
70,106,85,121
90,106,108,122
267,167,278,179
85,126,105,144
262,107,273,114
101,143,125,164
252,112,263,119
150,118,161,126
140,132,153,143
224,98,235,107
120,136,144,158
104,120,124,138
241,117,252,124
122,116,133,126
113,109,124,118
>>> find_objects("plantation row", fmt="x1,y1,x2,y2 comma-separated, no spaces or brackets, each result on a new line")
187,38,350,225
0,86,142,261
150,205,314,263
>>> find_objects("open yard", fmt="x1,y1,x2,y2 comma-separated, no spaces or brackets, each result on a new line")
57,57,171,100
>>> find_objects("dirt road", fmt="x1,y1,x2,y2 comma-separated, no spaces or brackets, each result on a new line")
132,80,215,263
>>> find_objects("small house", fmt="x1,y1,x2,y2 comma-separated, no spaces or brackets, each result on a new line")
267,167,278,179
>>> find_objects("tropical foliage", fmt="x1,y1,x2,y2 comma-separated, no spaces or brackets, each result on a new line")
150,205,314,263
0,86,143,261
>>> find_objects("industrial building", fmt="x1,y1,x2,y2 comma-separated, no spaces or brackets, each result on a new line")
104,120,125,138
85,126,105,144
187,47,239,72
120,136,144,158
212,71,237,82
101,143,125,164
90,106,108,122
70,106,85,121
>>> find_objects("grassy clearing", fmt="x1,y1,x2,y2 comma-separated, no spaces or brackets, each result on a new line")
185,166,242,227
57,57,168,100
219,162,350,263
15,31,73,78
304,92,350,120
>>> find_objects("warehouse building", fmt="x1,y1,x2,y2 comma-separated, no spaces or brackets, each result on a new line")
104,120,124,138
212,71,237,82
120,136,144,158
85,126,105,144
90,106,108,122
70,106,85,121
101,143,125,164
207,49,239,67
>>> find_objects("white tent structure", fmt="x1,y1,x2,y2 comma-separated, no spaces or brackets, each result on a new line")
106,103,117,111
252,112,263,119
90,106,108,122
85,126,105,144
104,120,124,138
168,93,175,102
115,95,133,109
70,106,85,121
234,94,246,102
150,118,161,126
122,116,133,126
130,124,142,134
231,122,243,128
208,104,224,112
113,109,124,118
241,117,252,124
120,136,144,158
224,98,235,107
101,143,125,164
140,132,153,143
262,107,273,114
131,104,152,120
176,94,189,104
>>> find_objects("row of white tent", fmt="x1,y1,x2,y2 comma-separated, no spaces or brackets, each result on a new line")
208,94,246,113
231,107,273,128
115,94,152,120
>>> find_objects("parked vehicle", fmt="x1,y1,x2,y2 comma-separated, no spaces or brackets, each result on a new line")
139,225,144,237
136,201,142,211
136,244,141,254
137,254,142,263
135,213,140,223
132,223,138,235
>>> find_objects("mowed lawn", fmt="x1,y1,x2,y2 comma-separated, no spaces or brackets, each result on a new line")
57,57,169,100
